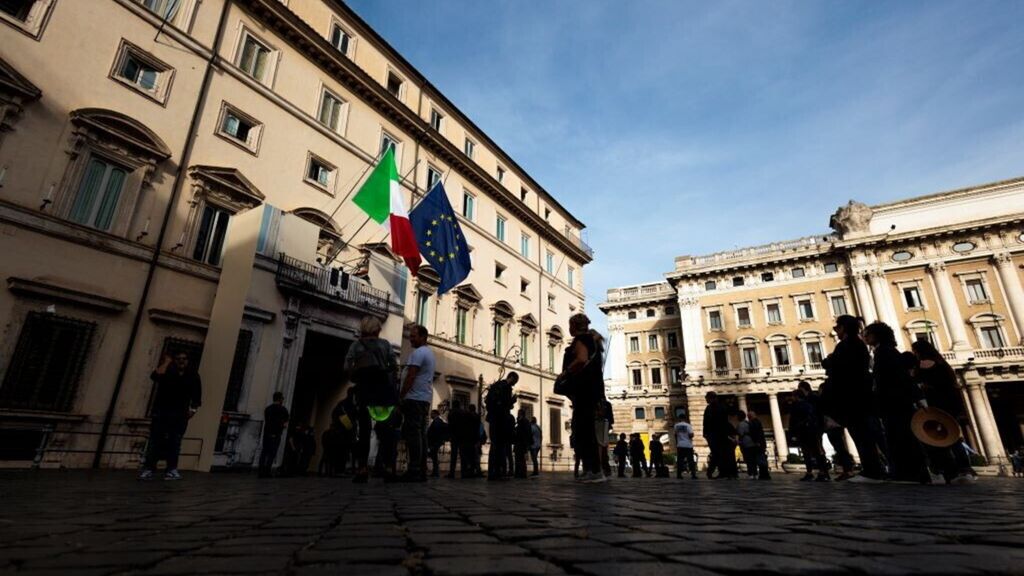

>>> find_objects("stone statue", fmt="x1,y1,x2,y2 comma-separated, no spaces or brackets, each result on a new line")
829,200,873,238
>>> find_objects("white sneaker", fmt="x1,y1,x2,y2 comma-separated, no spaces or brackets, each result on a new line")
950,474,977,485
137,469,154,481
847,474,883,484
164,469,182,481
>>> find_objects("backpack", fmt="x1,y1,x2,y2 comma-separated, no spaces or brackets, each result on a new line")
348,339,399,408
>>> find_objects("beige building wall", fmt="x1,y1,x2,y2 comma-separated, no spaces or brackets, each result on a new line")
0,0,590,471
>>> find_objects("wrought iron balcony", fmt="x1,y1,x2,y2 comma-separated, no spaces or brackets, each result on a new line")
274,253,391,317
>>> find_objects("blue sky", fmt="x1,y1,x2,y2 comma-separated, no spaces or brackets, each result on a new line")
347,0,1024,330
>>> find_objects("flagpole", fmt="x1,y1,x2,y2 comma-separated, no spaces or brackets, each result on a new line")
324,158,421,266
360,167,451,252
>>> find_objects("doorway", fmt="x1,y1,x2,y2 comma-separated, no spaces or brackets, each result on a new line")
291,330,352,472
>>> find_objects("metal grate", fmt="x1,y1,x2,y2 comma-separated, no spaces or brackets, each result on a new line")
0,312,96,412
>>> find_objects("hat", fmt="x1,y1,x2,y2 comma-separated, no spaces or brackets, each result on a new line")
911,407,962,448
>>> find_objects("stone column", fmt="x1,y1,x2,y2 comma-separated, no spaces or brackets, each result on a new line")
868,270,906,348
928,262,971,352
993,252,1024,344
679,294,707,374
965,378,1006,463
737,394,749,414
852,272,876,323
768,392,788,459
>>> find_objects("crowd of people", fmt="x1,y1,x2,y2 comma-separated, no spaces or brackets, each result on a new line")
137,312,1002,486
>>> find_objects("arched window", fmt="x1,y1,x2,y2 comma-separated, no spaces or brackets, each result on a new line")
797,330,827,369
491,300,514,356
292,207,342,262
969,313,1008,349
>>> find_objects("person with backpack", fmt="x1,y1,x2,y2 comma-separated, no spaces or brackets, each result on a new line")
343,315,400,484
485,372,518,480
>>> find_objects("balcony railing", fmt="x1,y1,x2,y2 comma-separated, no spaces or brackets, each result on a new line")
606,283,674,303
563,228,594,258
275,253,391,317
974,347,1024,360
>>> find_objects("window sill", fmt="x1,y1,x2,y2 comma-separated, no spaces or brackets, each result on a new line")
215,131,259,156
798,318,816,323
767,321,784,326
969,299,991,305
495,279,507,288
303,177,334,196
109,75,171,107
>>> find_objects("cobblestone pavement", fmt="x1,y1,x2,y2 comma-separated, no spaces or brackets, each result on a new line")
2,471,1023,575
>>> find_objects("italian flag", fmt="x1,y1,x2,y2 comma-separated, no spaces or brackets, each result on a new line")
353,147,421,275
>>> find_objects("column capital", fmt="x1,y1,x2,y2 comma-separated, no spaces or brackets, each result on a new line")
991,251,1015,266
677,294,701,308
927,261,948,273
867,268,887,280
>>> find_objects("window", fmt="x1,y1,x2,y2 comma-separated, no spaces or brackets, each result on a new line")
492,321,504,355
520,233,530,258
791,267,805,278
317,90,345,132
797,299,815,320
635,407,646,420
380,132,398,158
914,330,935,345
805,341,823,365
666,306,676,315
429,108,443,132
464,138,475,158
548,342,557,372
68,157,128,231
0,312,96,412
462,191,475,220
892,250,914,262
494,262,506,282
386,71,403,98
416,292,430,326
140,0,179,19
520,278,530,294
520,333,529,365
567,267,575,288
628,311,637,320
732,276,745,287
426,166,442,191
713,349,728,370
547,293,555,310
648,334,659,351
192,204,231,265
766,303,782,325
645,308,655,318
520,187,529,202
667,332,679,349
773,344,790,366
654,406,666,420
651,368,662,387
980,326,1005,349
222,329,254,412
708,310,723,331
112,43,172,103
670,366,683,384
217,103,262,153
549,407,562,444
741,347,758,369
330,23,351,56
629,336,640,353
761,272,774,282
966,279,988,304
455,307,468,344
495,215,506,242
824,262,839,273
305,155,335,190
830,295,848,316
903,286,923,310
737,306,751,328
497,166,506,183
952,241,975,254
1,0,33,20
545,251,554,274
238,33,272,82
705,280,717,291
631,368,642,389
0,0,54,38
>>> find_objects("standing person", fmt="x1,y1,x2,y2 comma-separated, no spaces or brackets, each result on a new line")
629,433,649,477
139,352,202,481
911,340,977,484
703,392,737,479
344,316,400,484
400,324,435,483
747,410,771,480
571,435,581,478
513,409,532,478
426,409,448,478
614,433,629,478
470,405,485,477
446,400,465,478
865,322,930,484
556,313,607,483
736,410,758,479
822,314,886,483
649,434,665,476
673,415,697,479
258,391,289,478
505,412,516,478
484,372,518,480
791,383,829,482
529,417,542,476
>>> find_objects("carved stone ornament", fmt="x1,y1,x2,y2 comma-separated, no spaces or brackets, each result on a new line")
829,200,874,238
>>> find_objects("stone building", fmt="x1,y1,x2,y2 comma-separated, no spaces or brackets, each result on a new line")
602,177,1024,468
0,0,590,470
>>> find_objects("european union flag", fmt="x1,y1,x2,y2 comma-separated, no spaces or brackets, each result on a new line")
409,182,472,295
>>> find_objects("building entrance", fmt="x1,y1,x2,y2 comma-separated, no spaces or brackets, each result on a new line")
987,381,1024,456
291,330,352,472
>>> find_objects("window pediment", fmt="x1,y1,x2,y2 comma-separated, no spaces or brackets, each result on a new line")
519,313,538,332
189,165,263,212
0,57,41,101
70,108,171,161
454,283,482,304
491,300,514,319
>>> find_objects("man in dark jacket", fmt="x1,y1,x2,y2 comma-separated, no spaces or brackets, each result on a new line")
629,433,649,477
792,382,829,481
613,433,628,477
139,352,202,480
258,391,289,478
747,410,771,480
485,373,518,480
703,392,737,479
427,409,448,478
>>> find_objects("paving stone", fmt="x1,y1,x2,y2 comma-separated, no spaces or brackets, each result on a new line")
425,556,565,575
672,553,851,574
426,543,530,557
292,565,409,576
296,547,409,564
144,555,292,574
575,562,724,576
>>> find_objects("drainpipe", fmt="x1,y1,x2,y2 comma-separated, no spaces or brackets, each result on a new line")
93,0,235,468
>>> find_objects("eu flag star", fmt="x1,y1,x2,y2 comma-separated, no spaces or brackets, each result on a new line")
409,182,471,295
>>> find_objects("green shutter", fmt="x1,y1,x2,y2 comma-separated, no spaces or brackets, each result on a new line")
69,159,106,224
93,167,126,230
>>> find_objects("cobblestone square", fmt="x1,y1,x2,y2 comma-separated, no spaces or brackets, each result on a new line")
2,472,1023,575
